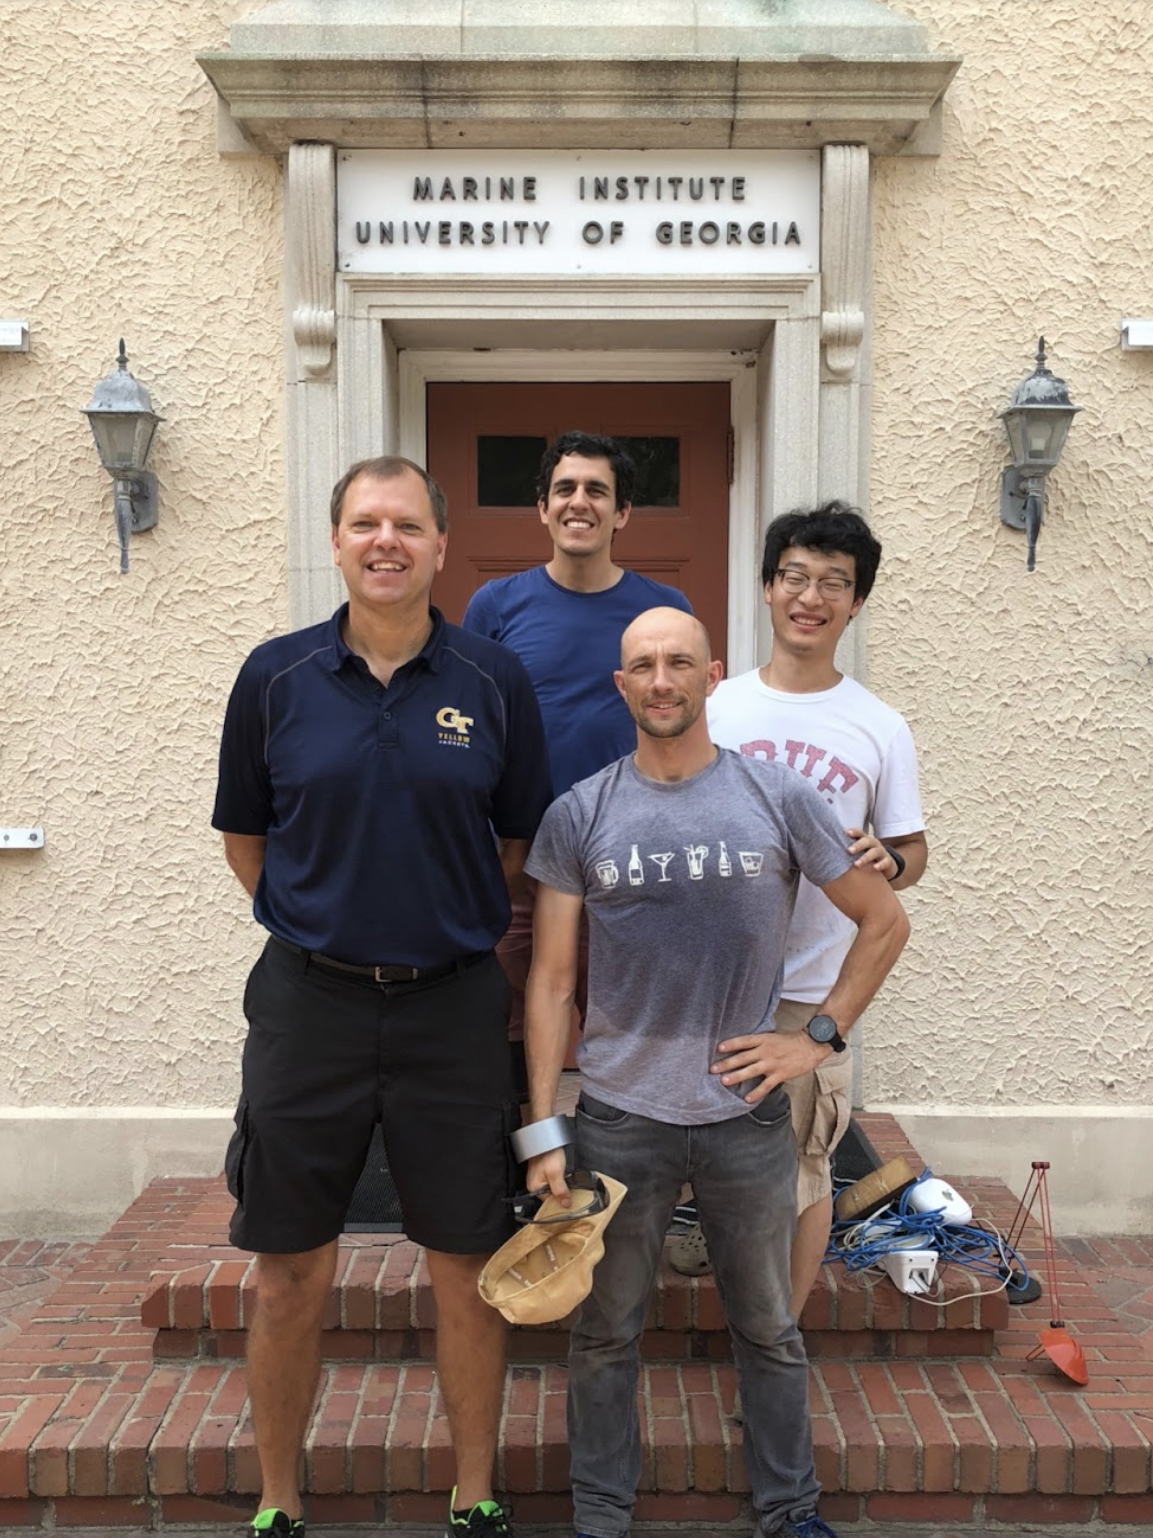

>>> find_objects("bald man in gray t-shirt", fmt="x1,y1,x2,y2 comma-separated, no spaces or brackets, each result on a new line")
528,748,851,1123
521,607,910,1538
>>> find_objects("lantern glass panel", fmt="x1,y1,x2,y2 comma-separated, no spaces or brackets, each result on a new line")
1025,419,1053,458
1004,407,1075,473
88,412,157,472
88,414,139,470
133,416,158,466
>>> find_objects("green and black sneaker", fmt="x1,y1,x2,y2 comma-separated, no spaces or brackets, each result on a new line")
247,1509,305,1538
446,1486,513,1538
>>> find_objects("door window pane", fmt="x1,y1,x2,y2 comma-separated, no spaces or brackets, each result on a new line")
616,437,680,507
476,432,680,508
477,436,547,507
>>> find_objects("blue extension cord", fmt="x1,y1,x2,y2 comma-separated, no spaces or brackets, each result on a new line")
824,1169,1032,1300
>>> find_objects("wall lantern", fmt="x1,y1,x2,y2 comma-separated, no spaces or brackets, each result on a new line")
999,337,1081,572
82,340,162,574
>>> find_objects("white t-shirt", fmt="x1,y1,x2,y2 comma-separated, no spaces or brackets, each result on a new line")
707,670,924,1004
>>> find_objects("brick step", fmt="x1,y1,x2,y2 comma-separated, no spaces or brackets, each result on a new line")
2,1115,1150,1531
1,1353,1150,1534
141,1242,1007,1364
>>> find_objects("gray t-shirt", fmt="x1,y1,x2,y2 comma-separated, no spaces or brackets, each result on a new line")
525,748,854,1124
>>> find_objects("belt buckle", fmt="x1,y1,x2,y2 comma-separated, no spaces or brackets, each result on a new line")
374,964,418,983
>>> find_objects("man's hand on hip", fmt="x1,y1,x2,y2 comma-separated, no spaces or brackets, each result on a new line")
711,1030,831,1102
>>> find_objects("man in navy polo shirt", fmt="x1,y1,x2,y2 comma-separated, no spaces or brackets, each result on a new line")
213,456,550,1538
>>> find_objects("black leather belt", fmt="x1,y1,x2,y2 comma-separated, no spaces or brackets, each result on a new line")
271,936,484,984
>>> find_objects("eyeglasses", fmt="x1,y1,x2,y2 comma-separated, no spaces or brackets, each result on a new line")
774,569,855,598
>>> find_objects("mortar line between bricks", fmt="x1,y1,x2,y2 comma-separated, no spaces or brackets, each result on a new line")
1087,1398,1153,1492
811,1367,847,1490
639,1362,654,1493
676,1363,691,1491
885,1365,934,1491
201,1261,218,1329
534,1363,545,1490
495,1363,512,1491
943,1385,962,1490
408,1261,420,1331
881,1360,921,1493
226,1375,254,1495
70,1377,134,1496
968,1368,1030,1494
344,1358,373,1493
929,1358,982,1412
846,1360,886,1487
194,1360,238,1494
712,1361,736,1493
336,1247,360,1332
304,1363,336,1490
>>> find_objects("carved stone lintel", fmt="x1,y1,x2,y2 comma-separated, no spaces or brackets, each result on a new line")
287,143,336,378
821,144,870,379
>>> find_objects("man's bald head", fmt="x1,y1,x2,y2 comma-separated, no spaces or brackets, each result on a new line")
615,606,721,742
620,607,711,670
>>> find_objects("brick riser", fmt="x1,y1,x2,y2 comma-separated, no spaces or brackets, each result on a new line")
153,1323,1001,1364
1,1114,1150,1532
142,1236,1009,1364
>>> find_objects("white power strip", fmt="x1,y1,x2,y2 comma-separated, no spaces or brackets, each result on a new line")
880,1248,938,1295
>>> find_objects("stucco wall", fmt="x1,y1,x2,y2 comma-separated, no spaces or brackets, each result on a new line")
1,0,1149,1229
0,2,285,1112
864,0,1153,1110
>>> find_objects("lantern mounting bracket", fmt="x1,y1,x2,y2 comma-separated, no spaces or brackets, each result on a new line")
999,467,1037,532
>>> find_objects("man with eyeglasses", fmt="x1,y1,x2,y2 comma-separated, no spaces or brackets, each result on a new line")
671,502,928,1320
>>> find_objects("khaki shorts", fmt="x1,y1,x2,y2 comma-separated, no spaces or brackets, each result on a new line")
775,998,853,1214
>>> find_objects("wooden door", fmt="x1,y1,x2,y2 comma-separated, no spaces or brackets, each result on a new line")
426,380,731,666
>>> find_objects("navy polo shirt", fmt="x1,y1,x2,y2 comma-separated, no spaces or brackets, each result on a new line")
212,606,551,967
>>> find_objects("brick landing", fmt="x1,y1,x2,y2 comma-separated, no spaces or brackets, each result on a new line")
0,1115,1150,1533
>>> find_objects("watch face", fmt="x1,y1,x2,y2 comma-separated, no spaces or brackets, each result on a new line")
807,1013,838,1045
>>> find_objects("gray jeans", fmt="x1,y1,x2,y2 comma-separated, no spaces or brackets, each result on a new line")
569,1090,820,1538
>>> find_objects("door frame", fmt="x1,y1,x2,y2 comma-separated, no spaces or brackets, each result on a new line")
400,351,758,674
316,270,839,679
287,144,872,687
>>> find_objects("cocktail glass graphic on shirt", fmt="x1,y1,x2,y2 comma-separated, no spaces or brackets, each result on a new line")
595,858,620,889
738,851,764,877
684,844,709,879
648,852,676,882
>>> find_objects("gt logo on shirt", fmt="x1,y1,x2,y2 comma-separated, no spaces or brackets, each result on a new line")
436,705,474,747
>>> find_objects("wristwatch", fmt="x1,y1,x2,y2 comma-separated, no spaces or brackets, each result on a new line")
806,1013,847,1054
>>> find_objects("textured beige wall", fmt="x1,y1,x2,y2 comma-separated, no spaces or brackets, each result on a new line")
865,0,1153,1107
2,0,1150,1146
0,2,285,1110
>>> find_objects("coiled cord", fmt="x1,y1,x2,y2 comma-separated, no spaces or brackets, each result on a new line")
826,1170,1032,1305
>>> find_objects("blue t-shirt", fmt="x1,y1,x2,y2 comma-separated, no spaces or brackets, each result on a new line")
212,606,551,967
462,566,693,795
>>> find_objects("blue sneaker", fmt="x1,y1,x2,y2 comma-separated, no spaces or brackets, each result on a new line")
775,1517,839,1538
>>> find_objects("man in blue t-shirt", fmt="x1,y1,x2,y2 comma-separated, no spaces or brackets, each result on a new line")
462,431,692,1084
